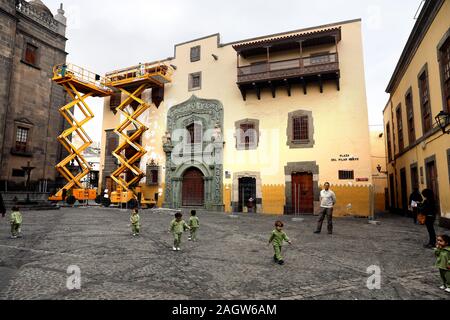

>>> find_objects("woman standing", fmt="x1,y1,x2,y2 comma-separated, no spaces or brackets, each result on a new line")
0,193,5,218
420,189,437,249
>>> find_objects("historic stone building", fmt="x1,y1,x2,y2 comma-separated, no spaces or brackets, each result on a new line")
0,0,67,190
100,19,373,216
383,0,450,227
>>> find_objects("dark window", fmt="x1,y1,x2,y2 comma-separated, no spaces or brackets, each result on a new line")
151,169,158,184
12,169,25,177
15,127,29,153
439,38,450,113
396,105,404,152
418,68,432,134
186,123,202,144
386,122,392,162
240,122,255,147
405,90,416,144
189,72,201,91
411,166,419,190
339,170,354,180
24,43,38,66
109,91,121,108
190,46,201,62
293,116,309,141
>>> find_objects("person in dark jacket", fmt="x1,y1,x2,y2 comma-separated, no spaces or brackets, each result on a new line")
409,188,423,224
0,193,6,218
419,189,437,249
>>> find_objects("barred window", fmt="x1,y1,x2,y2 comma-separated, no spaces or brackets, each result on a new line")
339,170,354,180
190,46,201,62
189,72,202,91
15,127,29,152
439,38,450,113
405,90,416,144
396,105,404,152
418,67,432,134
293,116,309,141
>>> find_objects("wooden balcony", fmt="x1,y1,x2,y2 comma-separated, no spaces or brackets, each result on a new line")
237,53,340,100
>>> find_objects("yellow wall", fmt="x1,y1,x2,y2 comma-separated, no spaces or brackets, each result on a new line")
383,1,450,219
332,185,371,217
262,185,285,215
100,20,372,216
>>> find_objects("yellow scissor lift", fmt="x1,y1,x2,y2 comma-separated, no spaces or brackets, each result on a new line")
103,62,173,209
49,64,112,205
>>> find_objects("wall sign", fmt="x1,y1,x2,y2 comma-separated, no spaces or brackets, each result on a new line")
331,154,360,162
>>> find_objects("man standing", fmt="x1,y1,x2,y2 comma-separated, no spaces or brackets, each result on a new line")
314,182,336,235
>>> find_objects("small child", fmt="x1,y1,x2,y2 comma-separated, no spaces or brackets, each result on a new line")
130,209,140,236
434,234,450,293
188,210,200,242
10,206,23,239
169,212,190,251
268,221,292,265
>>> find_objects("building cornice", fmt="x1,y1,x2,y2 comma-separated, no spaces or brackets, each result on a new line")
385,0,445,94
169,18,362,59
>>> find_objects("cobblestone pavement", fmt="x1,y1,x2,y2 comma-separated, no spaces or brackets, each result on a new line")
0,207,448,300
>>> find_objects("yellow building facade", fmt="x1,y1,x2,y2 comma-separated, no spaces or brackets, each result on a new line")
383,0,450,227
100,19,373,217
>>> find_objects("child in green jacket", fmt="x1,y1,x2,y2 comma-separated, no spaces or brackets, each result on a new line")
169,212,190,251
130,209,140,236
435,234,450,293
188,210,199,242
10,206,23,239
268,221,292,265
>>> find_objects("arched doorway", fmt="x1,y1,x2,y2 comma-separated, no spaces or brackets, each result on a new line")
182,167,204,207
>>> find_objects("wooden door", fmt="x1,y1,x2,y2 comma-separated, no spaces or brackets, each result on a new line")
426,161,440,214
182,168,204,207
292,173,314,214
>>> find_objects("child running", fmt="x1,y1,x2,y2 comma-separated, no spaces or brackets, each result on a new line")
130,209,140,237
434,234,450,293
268,221,292,265
10,206,23,239
188,210,200,241
169,212,190,251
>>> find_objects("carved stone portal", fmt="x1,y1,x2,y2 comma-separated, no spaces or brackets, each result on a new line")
163,95,224,211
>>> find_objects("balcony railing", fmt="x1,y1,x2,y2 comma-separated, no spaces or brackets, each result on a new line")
237,53,339,84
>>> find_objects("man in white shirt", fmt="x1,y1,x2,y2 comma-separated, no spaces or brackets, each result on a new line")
314,182,336,235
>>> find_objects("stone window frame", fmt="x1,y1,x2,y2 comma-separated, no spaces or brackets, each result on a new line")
188,72,202,91
190,45,201,62
234,118,260,151
21,37,41,69
287,110,314,149
146,163,160,186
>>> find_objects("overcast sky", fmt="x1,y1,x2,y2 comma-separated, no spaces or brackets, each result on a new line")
43,0,422,142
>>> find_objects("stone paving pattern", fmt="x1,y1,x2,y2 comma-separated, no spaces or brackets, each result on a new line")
0,207,449,300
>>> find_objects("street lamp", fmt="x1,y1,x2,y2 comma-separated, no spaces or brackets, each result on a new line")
435,111,450,134
377,164,387,175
